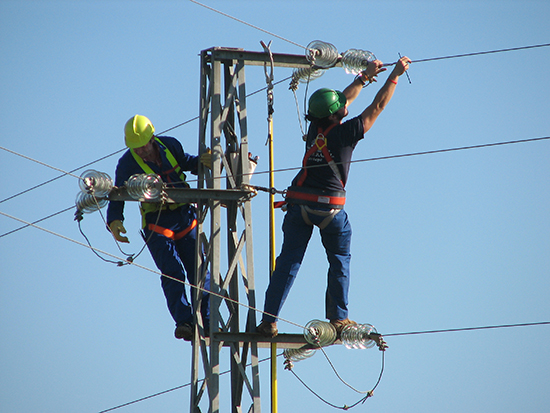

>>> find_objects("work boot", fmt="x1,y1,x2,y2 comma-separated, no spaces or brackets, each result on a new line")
256,321,278,338
175,323,194,341
330,318,357,339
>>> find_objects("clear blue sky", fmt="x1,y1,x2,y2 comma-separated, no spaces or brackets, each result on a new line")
1,1,549,412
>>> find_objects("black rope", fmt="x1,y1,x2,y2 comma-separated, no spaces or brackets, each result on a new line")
287,350,385,410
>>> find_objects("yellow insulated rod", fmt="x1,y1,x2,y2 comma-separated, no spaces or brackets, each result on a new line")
267,114,278,413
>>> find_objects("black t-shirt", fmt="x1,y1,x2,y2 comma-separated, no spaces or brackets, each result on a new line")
291,115,364,192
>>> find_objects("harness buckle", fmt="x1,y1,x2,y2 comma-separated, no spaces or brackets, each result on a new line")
315,134,327,150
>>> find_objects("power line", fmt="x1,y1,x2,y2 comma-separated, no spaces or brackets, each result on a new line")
0,209,305,332
384,321,550,337
188,0,309,51
3,37,548,204
0,145,84,180
0,148,125,204
0,77,292,206
98,354,277,413
1,134,547,239
233,135,550,185
411,42,550,64
97,320,549,412
0,205,74,238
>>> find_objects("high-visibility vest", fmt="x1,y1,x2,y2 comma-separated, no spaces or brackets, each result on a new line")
130,137,190,222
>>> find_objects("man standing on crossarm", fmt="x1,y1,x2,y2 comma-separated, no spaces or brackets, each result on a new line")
257,56,411,338
107,115,212,341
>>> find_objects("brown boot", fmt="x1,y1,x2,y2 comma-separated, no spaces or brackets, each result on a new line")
330,318,357,339
175,323,194,341
256,321,278,338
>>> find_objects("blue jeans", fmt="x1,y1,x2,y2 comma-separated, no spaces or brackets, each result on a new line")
145,205,210,328
262,203,352,323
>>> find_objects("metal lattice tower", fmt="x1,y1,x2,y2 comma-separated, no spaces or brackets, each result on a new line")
191,47,315,413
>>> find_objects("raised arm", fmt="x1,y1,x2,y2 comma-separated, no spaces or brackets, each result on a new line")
361,56,411,133
342,59,386,106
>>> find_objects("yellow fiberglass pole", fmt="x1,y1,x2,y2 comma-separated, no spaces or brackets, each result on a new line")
268,113,278,413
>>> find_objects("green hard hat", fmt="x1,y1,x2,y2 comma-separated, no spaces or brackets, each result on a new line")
308,88,347,119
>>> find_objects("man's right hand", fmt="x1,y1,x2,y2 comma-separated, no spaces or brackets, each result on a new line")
109,220,129,243
391,56,411,78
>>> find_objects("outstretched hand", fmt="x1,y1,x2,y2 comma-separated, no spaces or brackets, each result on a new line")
364,59,387,82
391,56,411,77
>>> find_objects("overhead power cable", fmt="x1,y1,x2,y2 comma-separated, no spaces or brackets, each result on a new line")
1,134,547,239
0,205,74,238
0,145,85,181
178,135,550,187
3,36,548,204
98,320,549,412
98,353,278,413
3,211,549,412
189,0,308,51
0,77,292,206
0,210,305,332
410,42,550,64
0,148,125,205
384,321,550,337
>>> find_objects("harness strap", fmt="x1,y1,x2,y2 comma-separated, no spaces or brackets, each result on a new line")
299,205,339,230
296,123,343,187
130,137,189,186
286,189,346,207
147,219,197,241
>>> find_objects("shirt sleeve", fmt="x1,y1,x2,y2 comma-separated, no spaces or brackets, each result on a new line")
106,152,135,224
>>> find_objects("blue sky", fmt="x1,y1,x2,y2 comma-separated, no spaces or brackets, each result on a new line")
1,1,549,412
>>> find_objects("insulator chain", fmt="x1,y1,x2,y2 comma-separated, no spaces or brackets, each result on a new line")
283,348,316,370
289,40,377,90
341,49,377,75
342,323,388,351
304,319,337,347
125,173,164,200
75,169,113,214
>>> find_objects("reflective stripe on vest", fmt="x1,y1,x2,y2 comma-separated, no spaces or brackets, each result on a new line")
130,137,189,185
130,137,189,219
147,219,197,241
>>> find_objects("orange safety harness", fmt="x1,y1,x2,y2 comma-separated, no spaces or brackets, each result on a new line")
286,124,346,208
147,219,197,241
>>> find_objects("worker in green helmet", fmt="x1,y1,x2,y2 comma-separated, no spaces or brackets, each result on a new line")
258,56,411,338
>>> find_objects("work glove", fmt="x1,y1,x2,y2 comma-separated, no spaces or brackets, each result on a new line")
200,148,212,169
109,220,129,243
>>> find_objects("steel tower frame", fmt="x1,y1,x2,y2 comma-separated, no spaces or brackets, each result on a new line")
191,47,313,413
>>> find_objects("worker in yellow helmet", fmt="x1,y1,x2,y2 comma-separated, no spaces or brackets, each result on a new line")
107,115,212,341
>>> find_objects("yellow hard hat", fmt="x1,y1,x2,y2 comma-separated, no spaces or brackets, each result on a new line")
124,115,155,148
